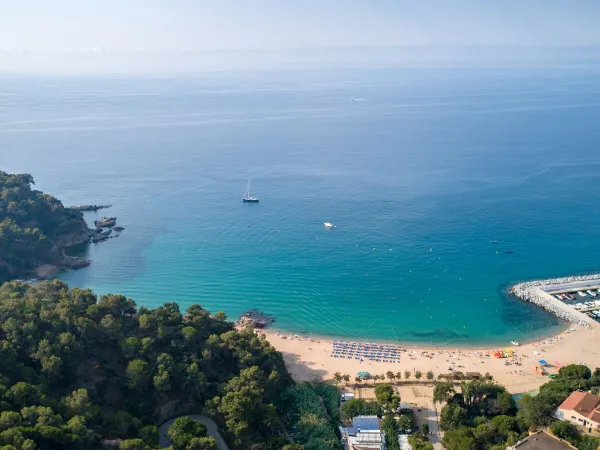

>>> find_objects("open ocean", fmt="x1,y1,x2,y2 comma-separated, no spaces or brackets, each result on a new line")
3,67,600,345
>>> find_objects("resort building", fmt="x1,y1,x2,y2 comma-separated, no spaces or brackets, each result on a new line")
340,415,384,450
507,430,576,449
554,390,600,430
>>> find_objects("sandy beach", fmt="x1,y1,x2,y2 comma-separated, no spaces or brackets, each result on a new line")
260,323,600,393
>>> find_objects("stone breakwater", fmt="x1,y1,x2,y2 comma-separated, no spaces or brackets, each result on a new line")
510,274,600,328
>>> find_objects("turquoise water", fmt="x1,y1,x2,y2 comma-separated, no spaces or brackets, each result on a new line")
2,67,600,345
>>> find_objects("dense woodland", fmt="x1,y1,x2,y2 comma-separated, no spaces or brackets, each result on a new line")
0,171,89,283
434,365,600,450
0,281,340,450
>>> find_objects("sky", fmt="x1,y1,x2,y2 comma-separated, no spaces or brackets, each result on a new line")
1,0,600,72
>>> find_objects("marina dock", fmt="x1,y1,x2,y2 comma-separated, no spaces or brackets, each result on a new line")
510,275,600,328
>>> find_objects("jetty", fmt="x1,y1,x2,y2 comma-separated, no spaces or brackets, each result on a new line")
510,275,600,328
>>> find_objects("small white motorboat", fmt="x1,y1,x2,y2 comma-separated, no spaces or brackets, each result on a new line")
323,222,335,228
511,341,520,346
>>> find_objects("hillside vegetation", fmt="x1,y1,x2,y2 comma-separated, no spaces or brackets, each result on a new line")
0,171,90,283
0,280,340,450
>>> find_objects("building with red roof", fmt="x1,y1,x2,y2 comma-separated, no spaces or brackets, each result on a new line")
554,390,600,430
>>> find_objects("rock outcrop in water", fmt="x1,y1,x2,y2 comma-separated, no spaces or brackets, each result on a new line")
94,217,117,228
237,309,275,329
510,274,600,328
70,204,112,212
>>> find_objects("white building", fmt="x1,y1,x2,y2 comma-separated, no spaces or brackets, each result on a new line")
341,415,384,450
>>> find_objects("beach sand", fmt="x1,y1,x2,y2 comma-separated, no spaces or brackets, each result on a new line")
260,324,600,393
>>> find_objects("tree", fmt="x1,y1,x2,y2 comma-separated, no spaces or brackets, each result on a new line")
387,371,395,383
167,417,208,450
119,439,151,450
550,420,579,442
558,364,592,381
333,372,342,386
421,423,430,435
186,437,218,450
490,415,516,437
341,399,381,420
397,414,412,433
0,411,22,431
6,383,39,408
440,403,469,431
382,414,400,450
409,433,434,450
138,425,159,448
426,371,434,382
404,370,411,381
62,388,92,418
415,370,423,380
126,359,151,390
212,366,278,445
374,384,400,408
396,371,402,381
433,382,455,404
517,393,560,428
343,374,350,385
442,427,477,450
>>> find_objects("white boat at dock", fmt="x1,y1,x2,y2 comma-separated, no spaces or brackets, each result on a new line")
587,290,597,297
578,291,587,297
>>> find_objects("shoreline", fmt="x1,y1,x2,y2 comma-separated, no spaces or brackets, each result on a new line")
262,320,571,350
259,323,600,392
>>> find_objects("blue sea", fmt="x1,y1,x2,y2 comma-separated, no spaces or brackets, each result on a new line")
3,67,600,345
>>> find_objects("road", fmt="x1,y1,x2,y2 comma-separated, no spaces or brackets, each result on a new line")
158,415,230,450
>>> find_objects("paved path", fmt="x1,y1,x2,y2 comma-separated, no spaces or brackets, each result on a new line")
158,415,229,450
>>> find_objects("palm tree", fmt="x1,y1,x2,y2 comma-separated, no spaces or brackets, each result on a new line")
354,376,362,386
386,371,395,383
426,371,434,382
373,374,380,384
343,374,350,386
396,371,402,382
379,374,385,384
333,372,342,386
404,370,411,381
415,370,423,380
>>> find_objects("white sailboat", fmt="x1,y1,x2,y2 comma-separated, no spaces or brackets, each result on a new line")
242,179,259,202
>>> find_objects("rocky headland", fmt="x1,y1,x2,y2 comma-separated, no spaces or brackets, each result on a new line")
0,171,118,282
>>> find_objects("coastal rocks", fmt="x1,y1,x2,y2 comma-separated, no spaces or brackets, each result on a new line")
94,217,117,228
509,275,600,328
90,225,124,243
35,264,60,279
53,222,93,248
35,256,90,279
237,309,275,329
70,204,112,212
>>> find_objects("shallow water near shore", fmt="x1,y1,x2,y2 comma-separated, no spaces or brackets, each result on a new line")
3,67,600,345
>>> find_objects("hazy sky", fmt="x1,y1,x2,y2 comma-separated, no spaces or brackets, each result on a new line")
2,0,600,52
